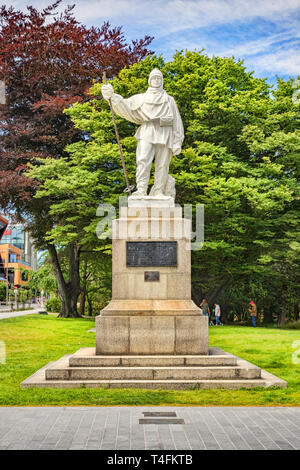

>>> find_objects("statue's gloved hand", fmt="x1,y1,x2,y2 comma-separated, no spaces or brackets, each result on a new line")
101,84,114,100
160,115,173,127
172,147,181,155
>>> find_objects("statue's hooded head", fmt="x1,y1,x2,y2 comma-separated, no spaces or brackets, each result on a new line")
144,68,167,104
148,68,164,91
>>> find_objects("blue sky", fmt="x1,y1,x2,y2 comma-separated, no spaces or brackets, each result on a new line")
9,0,300,85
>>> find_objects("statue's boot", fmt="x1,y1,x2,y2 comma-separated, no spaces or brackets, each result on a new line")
149,186,166,198
130,187,147,197
150,191,166,198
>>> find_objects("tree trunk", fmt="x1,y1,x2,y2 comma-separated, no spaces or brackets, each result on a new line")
79,291,86,317
220,303,230,323
263,307,273,324
279,297,287,327
79,259,88,317
47,243,81,318
207,277,231,305
191,284,203,306
294,302,299,322
87,294,93,316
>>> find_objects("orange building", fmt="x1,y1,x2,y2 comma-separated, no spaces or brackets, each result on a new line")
0,215,7,240
0,215,32,287
0,244,31,286
0,215,8,283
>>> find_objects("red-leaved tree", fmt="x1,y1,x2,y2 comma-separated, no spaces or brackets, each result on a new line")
0,1,153,316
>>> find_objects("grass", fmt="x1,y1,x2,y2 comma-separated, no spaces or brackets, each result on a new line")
0,314,299,406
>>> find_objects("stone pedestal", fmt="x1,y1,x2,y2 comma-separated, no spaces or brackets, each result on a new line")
96,203,208,355
21,202,286,390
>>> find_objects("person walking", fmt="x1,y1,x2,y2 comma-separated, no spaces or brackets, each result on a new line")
248,301,257,327
215,303,223,325
200,298,210,318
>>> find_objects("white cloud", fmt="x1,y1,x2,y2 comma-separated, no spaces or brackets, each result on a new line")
252,49,300,75
5,0,300,77
163,31,300,59
71,0,300,36
158,29,300,59
215,31,300,58
6,0,300,36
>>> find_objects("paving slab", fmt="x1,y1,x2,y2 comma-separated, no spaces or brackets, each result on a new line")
0,309,39,320
0,407,299,450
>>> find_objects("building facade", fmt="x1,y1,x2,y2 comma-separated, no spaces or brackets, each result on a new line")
0,215,37,288
0,215,8,282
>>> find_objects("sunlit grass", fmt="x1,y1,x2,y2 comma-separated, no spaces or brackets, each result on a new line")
0,315,299,406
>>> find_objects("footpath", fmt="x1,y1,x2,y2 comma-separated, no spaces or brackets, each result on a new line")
0,406,299,450
0,306,40,320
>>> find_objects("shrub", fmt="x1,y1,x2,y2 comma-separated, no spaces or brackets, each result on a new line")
281,320,300,330
46,297,61,313
0,283,6,301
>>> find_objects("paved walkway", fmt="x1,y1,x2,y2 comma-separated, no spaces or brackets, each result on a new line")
0,308,40,320
0,407,299,450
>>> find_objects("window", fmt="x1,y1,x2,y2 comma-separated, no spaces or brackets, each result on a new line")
9,253,17,263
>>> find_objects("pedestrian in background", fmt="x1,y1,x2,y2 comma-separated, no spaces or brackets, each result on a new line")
248,301,257,327
215,303,223,325
200,298,210,318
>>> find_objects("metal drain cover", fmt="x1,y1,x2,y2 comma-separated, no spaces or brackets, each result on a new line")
139,418,185,424
139,411,185,424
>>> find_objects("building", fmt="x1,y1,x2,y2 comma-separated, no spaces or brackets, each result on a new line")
0,215,8,282
0,215,37,288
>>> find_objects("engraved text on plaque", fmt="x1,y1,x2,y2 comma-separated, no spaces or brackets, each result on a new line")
126,241,177,267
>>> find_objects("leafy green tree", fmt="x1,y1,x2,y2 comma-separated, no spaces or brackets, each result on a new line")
0,283,6,302
28,52,299,322
78,251,112,316
27,258,58,297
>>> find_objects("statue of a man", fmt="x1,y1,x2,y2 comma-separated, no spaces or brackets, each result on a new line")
101,68,184,198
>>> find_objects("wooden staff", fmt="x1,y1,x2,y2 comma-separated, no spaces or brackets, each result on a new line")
103,72,133,194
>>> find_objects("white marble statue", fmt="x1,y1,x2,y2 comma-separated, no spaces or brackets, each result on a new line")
101,68,184,199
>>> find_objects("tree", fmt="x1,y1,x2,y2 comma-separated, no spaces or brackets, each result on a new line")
0,1,153,316
78,252,112,316
28,52,299,322
27,257,58,297
236,77,300,324
0,283,6,301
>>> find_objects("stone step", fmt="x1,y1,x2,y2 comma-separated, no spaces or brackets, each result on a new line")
46,365,261,381
99,300,202,316
22,377,271,390
20,351,287,390
69,354,237,368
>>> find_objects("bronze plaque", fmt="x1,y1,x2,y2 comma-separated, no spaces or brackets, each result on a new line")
126,241,177,267
144,271,160,282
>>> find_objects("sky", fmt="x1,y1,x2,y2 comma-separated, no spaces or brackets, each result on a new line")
6,0,300,85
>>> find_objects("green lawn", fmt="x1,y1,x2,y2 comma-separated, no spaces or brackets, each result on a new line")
0,315,299,406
